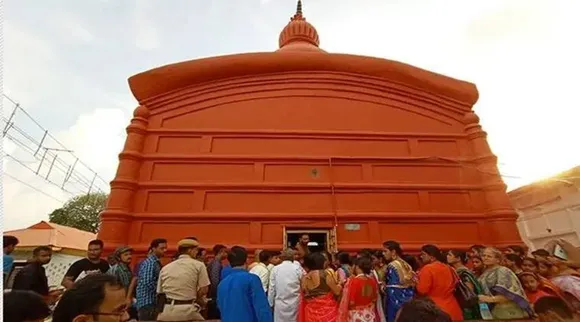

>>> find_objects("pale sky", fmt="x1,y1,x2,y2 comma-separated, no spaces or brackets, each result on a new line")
3,0,580,231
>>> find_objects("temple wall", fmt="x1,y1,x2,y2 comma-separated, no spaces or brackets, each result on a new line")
99,72,521,257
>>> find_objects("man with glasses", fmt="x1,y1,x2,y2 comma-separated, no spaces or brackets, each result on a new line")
52,274,131,322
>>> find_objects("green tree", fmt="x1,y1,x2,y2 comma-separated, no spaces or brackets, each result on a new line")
48,192,108,233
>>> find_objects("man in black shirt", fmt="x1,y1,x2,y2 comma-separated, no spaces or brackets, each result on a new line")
12,246,53,299
62,239,110,289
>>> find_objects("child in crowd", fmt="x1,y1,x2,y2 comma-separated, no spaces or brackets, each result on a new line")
519,272,553,305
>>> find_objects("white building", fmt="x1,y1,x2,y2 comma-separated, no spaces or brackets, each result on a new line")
508,166,580,251
4,221,95,287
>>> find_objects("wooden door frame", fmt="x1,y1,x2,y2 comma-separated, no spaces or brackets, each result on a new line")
283,227,337,252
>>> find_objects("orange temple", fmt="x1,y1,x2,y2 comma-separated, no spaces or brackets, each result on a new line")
97,3,522,261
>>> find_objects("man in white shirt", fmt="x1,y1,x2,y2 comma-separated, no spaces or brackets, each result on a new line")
268,249,304,322
249,250,271,292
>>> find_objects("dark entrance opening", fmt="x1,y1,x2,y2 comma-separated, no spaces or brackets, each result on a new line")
286,231,328,253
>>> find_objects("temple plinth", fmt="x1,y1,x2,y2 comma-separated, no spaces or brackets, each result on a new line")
98,1,522,261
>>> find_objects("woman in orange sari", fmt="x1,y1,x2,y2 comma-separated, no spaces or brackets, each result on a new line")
417,244,463,321
299,252,342,322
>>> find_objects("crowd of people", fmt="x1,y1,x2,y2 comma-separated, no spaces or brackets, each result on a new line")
3,233,580,322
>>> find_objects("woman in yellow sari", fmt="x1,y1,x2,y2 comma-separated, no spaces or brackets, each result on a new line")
371,251,387,288
324,251,339,281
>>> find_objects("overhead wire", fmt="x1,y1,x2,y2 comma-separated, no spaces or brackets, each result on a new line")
1,116,106,191
2,129,101,194
3,153,77,195
3,94,110,187
2,94,109,197
3,172,66,203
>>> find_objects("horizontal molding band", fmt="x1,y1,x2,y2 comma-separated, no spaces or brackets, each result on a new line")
145,73,470,117
120,211,510,220
132,154,497,164
146,128,468,139
136,181,505,190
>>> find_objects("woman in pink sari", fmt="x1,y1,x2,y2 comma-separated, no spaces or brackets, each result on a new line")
338,256,386,322
299,252,342,322
548,256,580,312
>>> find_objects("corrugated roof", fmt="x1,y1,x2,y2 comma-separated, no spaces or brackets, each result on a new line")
4,221,95,251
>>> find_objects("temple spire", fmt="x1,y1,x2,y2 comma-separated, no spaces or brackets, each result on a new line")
292,0,304,20
278,0,322,51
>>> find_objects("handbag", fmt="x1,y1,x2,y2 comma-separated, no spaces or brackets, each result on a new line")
449,267,479,308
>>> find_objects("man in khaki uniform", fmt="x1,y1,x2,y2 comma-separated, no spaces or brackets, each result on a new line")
157,239,210,321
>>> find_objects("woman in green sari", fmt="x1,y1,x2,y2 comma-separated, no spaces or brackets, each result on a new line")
478,247,534,320
447,249,484,320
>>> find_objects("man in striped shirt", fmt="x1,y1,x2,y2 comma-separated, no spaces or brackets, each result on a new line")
107,245,137,320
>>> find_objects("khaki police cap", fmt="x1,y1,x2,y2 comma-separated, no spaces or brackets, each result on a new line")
177,239,199,247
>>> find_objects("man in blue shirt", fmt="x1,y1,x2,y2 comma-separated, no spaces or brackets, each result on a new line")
218,246,273,322
3,235,19,284
136,238,167,321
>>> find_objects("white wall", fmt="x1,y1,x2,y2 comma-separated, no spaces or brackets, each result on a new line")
515,187,580,251
12,251,84,287
45,253,85,287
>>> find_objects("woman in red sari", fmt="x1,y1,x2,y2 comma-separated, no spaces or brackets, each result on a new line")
417,244,463,321
338,256,386,322
299,252,342,322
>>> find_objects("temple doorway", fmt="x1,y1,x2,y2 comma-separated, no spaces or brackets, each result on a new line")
284,229,330,253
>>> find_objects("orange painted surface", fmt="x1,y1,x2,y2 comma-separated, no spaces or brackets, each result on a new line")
97,4,522,260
